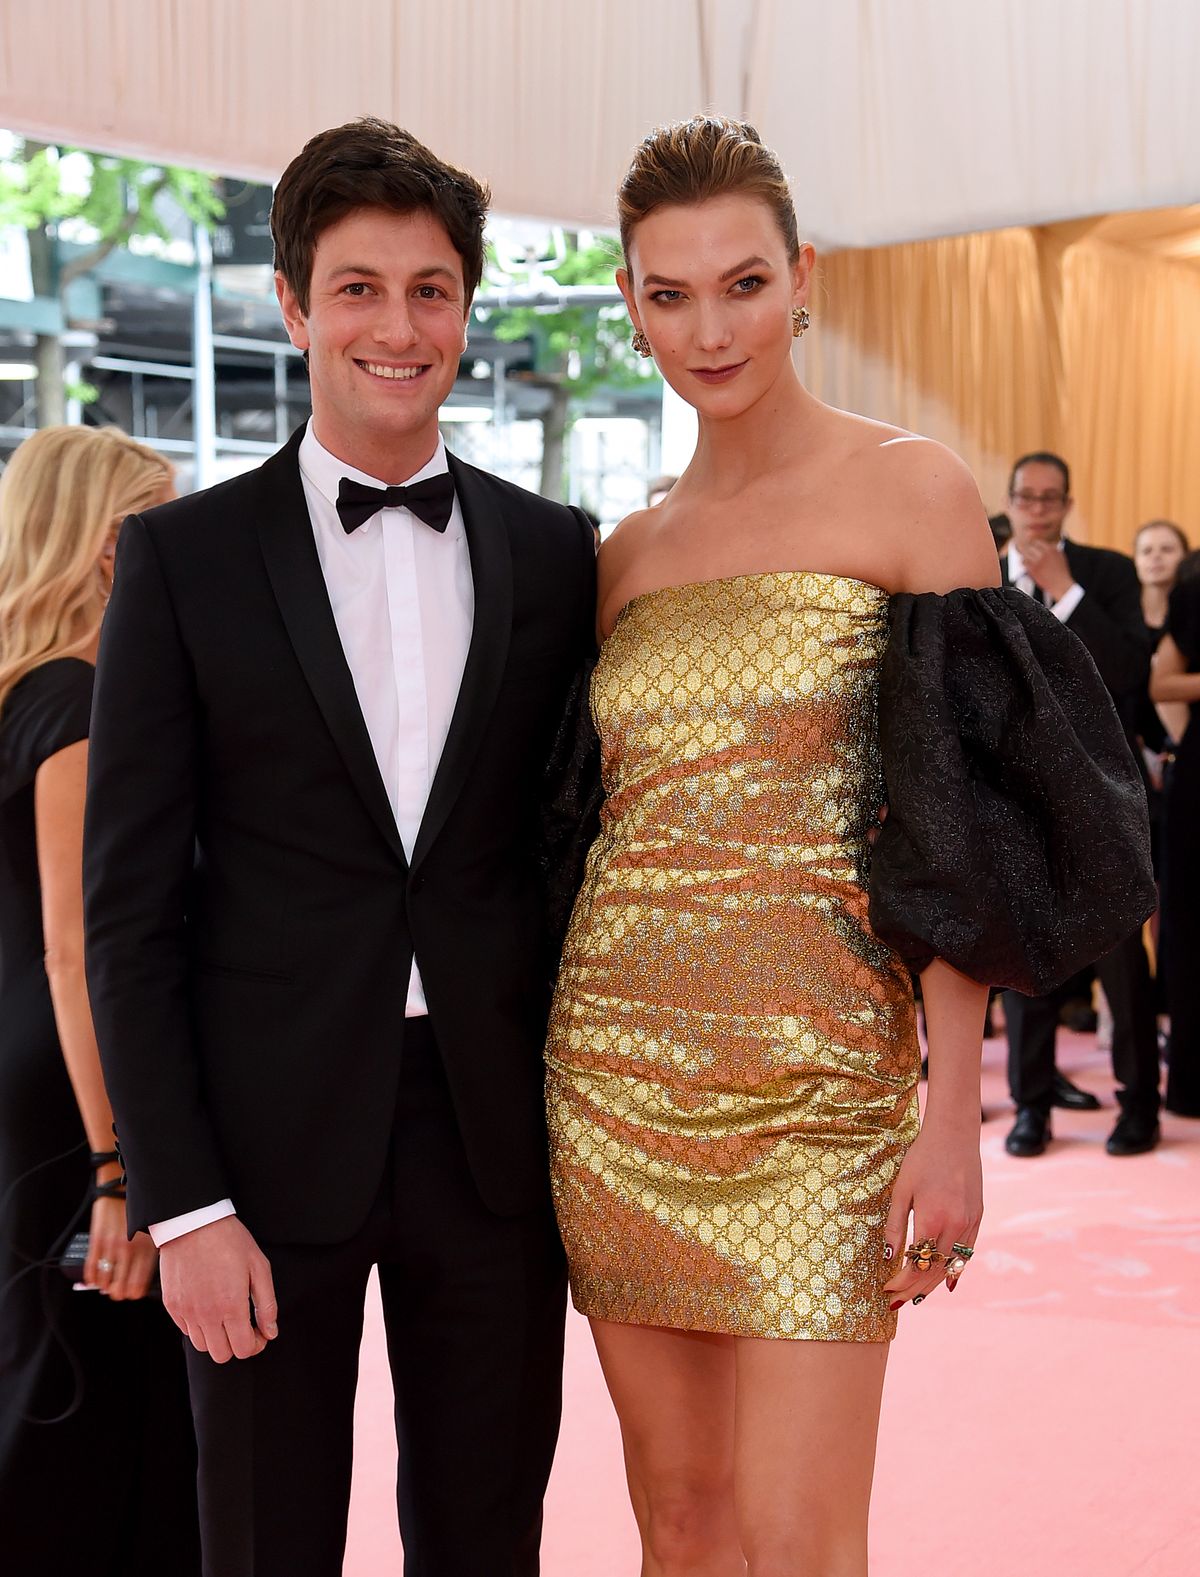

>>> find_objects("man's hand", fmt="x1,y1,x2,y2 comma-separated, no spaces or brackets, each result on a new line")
159,1215,278,1363
1022,540,1076,603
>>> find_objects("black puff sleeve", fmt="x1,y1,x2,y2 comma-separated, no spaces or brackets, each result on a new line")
868,588,1156,995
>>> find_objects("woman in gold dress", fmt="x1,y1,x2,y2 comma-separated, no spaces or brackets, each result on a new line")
544,118,1154,1575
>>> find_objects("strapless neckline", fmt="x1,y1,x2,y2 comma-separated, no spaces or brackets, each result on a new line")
609,568,890,642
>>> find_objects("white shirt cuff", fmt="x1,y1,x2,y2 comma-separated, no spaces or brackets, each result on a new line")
1051,583,1085,622
149,1198,236,1247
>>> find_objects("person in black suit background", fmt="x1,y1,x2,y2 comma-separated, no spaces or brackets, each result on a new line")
1150,562,1200,1117
999,452,1159,1157
83,119,595,1577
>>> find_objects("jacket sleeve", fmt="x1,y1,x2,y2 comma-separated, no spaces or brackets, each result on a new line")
539,506,602,971
868,587,1156,995
1065,552,1152,699
83,514,231,1232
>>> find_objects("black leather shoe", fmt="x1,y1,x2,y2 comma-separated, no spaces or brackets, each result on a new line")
1005,1108,1051,1157
1105,1114,1161,1156
1052,1070,1101,1111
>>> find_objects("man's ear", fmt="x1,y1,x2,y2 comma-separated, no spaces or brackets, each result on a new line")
275,271,310,353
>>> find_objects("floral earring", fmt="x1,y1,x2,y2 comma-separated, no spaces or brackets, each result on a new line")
792,306,811,338
632,329,652,358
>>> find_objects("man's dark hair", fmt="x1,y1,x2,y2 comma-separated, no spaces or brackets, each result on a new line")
271,117,490,314
1009,451,1070,498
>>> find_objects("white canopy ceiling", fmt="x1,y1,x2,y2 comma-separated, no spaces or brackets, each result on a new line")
2,0,1198,247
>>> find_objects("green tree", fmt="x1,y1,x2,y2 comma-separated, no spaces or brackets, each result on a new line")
483,234,658,500
0,139,223,425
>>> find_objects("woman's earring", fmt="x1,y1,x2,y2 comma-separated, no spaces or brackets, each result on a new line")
631,329,652,358
792,306,811,338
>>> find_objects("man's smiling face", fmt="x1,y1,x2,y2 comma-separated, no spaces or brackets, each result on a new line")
275,206,470,481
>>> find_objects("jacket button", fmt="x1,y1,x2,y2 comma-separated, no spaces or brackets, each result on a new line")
410,874,425,894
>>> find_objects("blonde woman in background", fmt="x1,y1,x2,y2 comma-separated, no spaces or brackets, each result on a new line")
0,427,199,1575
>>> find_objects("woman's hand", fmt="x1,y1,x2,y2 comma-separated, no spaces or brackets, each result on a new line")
83,1193,159,1301
881,1117,983,1309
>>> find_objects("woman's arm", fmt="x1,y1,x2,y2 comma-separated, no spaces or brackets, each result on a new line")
875,447,993,1306
35,739,157,1300
919,957,990,1130
882,958,986,1308
1150,634,1200,712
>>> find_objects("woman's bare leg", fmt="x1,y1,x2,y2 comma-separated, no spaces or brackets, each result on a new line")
733,1338,890,1577
590,1317,745,1576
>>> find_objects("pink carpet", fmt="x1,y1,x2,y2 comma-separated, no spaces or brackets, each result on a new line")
345,1029,1200,1574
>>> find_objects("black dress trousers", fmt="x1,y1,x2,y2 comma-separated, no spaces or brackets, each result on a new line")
1005,927,1160,1119
184,1017,567,1577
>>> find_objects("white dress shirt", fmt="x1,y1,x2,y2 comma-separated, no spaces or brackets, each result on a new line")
150,420,474,1246
1006,538,1085,623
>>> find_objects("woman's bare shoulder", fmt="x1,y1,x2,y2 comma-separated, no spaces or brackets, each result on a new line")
596,507,669,637
855,431,1000,595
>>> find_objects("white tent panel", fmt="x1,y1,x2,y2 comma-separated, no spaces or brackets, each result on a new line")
756,0,1200,245
1,0,1197,246
0,0,708,223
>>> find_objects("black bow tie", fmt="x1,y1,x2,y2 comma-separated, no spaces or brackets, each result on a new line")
335,472,455,535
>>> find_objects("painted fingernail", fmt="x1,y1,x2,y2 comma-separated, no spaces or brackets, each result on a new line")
947,1278,958,1293
889,1299,903,1311
912,1294,926,1306
883,1244,894,1262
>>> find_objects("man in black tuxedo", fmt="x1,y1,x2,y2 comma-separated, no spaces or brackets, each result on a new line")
83,120,595,1576
999,452,1160,1158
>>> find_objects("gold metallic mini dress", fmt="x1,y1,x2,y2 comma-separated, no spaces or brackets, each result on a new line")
545,571,921,1343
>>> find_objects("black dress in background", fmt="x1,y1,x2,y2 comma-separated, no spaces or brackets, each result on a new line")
1133,620,1171,1010
0,658,199,1576
1137,622,1170,862
1162,583,1200,1116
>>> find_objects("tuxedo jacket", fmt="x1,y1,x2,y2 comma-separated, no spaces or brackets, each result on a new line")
1001,540,1151,713
83,428,596,1242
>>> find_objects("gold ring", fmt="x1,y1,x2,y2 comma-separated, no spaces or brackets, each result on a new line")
946,1256,968,1278
904,1238,943,1272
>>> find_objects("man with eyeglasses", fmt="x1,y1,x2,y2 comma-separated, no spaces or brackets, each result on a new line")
1000,452,1160,1157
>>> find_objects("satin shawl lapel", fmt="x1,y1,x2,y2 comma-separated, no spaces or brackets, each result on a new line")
252,431,407,868
411,453,513,872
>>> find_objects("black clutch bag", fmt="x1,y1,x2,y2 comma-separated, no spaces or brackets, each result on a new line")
58,1230,90,1283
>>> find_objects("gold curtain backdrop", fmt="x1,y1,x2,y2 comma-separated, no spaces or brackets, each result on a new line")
802,207,1200,554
